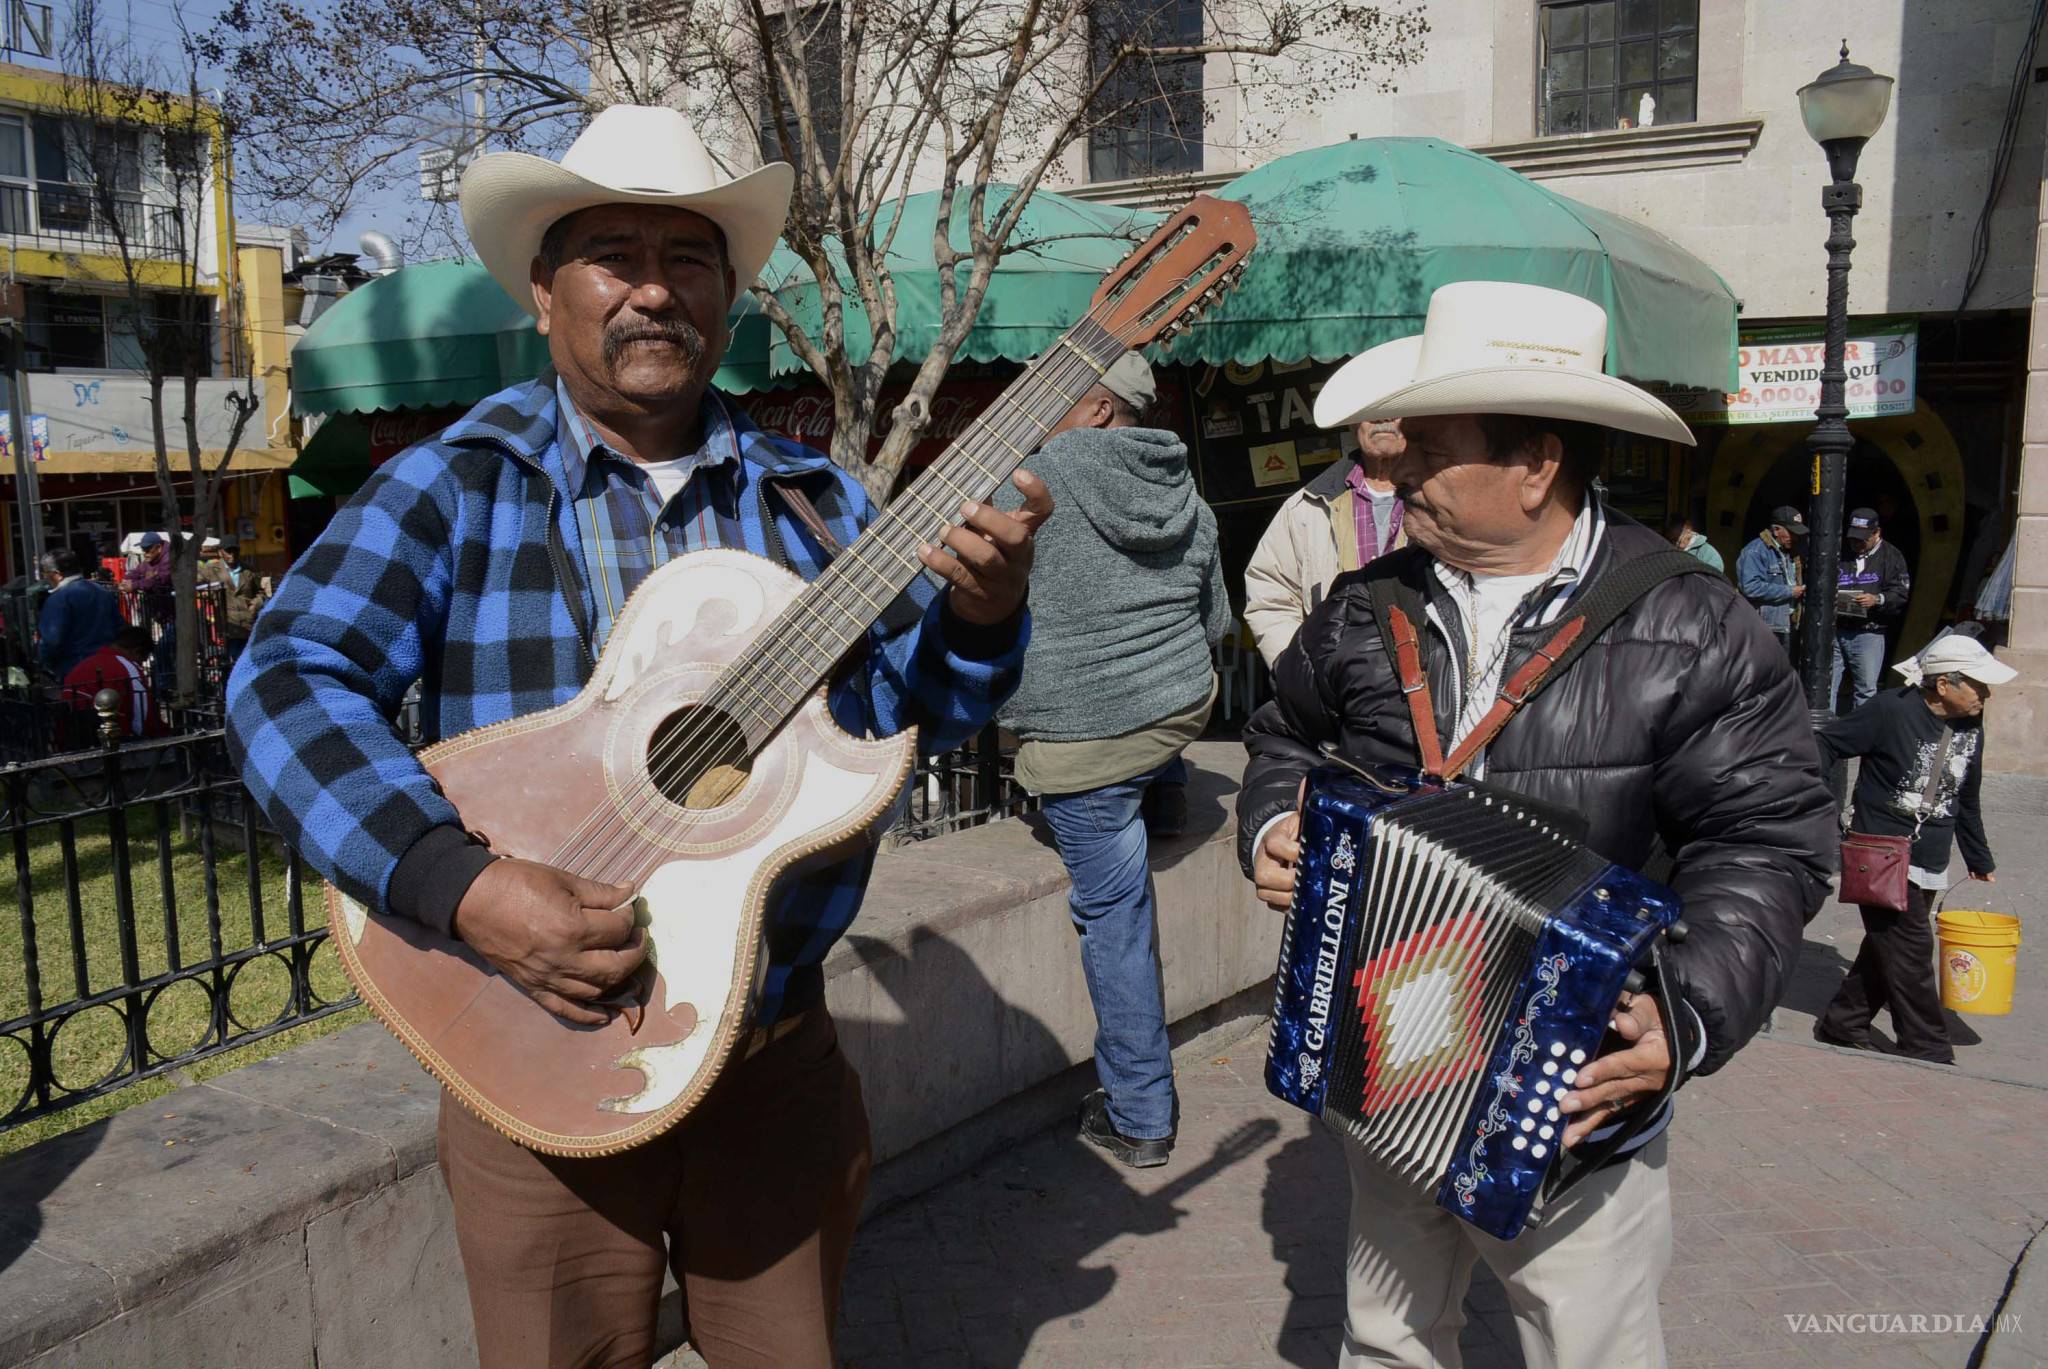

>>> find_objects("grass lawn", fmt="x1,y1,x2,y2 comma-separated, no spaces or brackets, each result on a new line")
1,792,366,1159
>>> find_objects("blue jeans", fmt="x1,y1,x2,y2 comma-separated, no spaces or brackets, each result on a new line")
1039,761,1178,1140
1833,630,1886,714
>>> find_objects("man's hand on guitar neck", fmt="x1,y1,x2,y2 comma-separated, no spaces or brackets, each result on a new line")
920,470,1053,626
451,858,647,1026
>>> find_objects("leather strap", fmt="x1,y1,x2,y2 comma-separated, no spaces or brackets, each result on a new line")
1372,548,1713,784
1386,605,1445,778
769,480,845,556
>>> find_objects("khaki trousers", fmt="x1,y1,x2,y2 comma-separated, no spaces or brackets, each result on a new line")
436,1007,871,1369
1337,1128,1672,1369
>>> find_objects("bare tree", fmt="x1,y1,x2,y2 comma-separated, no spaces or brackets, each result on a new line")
211,0,1426,498
61,0,261,700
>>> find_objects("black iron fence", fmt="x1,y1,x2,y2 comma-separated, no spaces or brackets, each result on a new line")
0,719,345,1136
1,714,1030,1135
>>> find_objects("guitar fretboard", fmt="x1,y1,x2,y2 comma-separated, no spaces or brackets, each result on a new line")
707,316,1128,746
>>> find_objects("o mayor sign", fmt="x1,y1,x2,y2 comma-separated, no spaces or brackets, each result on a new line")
1653,321,1917,426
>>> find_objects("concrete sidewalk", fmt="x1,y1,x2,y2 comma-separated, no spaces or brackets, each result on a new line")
821,1022,2048,1369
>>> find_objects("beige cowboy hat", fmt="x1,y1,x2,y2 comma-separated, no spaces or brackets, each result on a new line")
460,105,794,318
1312,281,1695,445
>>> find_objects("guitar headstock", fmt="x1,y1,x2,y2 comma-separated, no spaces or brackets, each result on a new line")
1090,195,1255,350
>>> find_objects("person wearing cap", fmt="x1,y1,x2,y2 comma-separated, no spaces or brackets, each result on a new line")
1243,378,1409,667
1737,506,1808,658
993,349,1230,1169
129,530,172,596
208,537,268,654
226,105,1048,1367
1812,634,2013,1063
1833,506,1911,712
1237,281,1835,1369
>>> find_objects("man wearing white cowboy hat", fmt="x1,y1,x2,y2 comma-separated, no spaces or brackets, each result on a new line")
227,104,1050,1367
1237,281,1837,1368
1813,633,2016,1063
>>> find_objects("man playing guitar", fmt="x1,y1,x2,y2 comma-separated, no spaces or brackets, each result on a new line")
227,105,1046,1368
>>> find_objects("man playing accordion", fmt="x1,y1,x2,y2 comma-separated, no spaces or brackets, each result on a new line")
1239,282,1837,1368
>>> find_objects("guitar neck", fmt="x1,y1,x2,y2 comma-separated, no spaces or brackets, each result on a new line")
714,315,1127,744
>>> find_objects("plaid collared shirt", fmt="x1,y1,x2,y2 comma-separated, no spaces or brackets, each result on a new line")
555,381,743,653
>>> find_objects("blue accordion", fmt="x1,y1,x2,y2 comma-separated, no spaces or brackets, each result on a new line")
1266,765,1682,1240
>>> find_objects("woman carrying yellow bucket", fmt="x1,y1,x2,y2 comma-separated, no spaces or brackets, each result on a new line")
1812,634,2019,1063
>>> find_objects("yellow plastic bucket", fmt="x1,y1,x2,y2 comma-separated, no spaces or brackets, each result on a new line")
1937,909,2022,1016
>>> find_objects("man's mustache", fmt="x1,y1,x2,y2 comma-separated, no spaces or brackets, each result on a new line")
602,318,707,369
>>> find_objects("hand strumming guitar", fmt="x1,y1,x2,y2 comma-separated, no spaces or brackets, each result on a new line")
452,858,647,1026
919,470,1054,625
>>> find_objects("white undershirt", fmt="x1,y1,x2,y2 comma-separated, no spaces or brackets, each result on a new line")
1452,568,1556,750
637,452,708,506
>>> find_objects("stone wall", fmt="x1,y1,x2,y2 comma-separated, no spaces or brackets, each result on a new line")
0,743,1277,1368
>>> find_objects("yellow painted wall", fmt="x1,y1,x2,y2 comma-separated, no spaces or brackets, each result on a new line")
238,244,290,449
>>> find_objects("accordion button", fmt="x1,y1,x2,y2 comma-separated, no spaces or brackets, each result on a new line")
1532,1144,1548,1160
1529,1099,1543,1114
1521,1118,1534,1132
1562,1068,1578,1084
1543,1061,1559,1076
1569,1049,1588,1065
1547,1107,1560,1122
1540,1125,1554,1140
1513,1136,1528,1150
1550,1042,1567,1057
1535,1080,1550,1095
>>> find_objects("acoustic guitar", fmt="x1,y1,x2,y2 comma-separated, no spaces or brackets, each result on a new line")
326,196,1256,1155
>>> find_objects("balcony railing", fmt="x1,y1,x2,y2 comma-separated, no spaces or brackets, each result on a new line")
0,181,193,259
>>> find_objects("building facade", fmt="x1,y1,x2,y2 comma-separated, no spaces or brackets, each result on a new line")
1041,0,2042,691
0,61,292,579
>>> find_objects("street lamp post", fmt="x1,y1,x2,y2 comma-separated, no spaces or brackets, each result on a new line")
1795,43,1894,723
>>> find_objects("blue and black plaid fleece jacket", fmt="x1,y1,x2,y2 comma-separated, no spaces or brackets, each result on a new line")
227,377,1026,1024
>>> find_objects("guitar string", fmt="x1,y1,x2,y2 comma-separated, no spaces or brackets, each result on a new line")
560,321,1119,885
543,314,1128,886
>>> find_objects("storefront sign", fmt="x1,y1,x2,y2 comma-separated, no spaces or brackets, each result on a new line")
1650,320,1918,425
1187,357,1347,505
0,412,50,462
37,376,272,454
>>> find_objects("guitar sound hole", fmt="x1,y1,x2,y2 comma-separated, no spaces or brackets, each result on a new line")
648,706,755,810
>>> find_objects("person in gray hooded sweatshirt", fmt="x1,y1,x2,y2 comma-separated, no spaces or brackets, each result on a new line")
996,350,1232,1168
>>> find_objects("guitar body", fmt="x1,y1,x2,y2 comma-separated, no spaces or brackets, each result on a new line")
325,548,916,1156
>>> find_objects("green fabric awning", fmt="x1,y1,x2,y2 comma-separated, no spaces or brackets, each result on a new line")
760,187,1164,377
292,261,554,416
1163,138,1740,392
292,260,779,414
287,411,373,499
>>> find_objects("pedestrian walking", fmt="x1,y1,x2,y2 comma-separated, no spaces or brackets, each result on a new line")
997,349,1231,1168
1833,506,1910,712
1243,351,1412,667
1813,634,2013,1063
1736,505,1806,659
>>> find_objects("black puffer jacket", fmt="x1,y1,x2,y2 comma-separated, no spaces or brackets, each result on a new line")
1237,516,1837,1078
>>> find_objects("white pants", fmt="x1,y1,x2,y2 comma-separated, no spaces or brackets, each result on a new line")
1336,1127,1672,1369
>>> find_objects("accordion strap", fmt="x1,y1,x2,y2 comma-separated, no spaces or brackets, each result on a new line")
1370,547,1714,782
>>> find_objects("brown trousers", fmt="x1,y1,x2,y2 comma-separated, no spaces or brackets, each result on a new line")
437,1008,872,1369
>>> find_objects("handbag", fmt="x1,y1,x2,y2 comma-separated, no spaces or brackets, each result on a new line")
1839,726,1955,913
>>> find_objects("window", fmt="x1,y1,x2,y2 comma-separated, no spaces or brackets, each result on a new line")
1540,0,1698,137
757,4,842,172
1088,0,1204,182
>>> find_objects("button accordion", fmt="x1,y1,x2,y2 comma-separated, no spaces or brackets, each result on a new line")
1266,764,1684,1239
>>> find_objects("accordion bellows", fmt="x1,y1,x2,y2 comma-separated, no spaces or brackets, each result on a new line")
1267,767,1681,1239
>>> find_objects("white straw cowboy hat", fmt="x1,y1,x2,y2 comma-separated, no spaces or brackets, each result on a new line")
460,105,794,318
1312,281,1695,446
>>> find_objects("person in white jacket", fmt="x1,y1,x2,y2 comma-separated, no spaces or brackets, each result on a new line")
1243,341,1418,667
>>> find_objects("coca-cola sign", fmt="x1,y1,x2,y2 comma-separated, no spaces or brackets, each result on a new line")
745,380,1009,469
